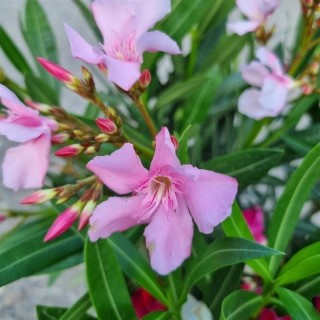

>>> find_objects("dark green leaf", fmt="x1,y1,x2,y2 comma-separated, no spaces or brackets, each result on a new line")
141,311,172,320
276,241,320,285
0,26,33,74
85,237,137,320
180,237,282,303
268,143,320,276
276,287,320,320
0,217,84,287
219,290,263,320
108,233,168,306
36,305,67,320
24,0,60,93
202,148,283,188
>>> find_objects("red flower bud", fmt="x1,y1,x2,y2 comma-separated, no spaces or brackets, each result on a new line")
51,133,70,144
25,100,52,113
139,70,151,89
21,188,61,204
55,144,85,157
95,118,117,134
170,135,179,151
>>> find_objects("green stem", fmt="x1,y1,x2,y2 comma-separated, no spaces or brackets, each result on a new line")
133,98,157,139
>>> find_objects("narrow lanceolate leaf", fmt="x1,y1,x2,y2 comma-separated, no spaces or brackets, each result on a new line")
222,202,272,281
219,290,263,320
202,149,283,189
108,233,168,306
0,217,84,287
275,287,320,320
24,0,60,93
59,293,93,320
85,237,137,320
141,311,172,320
36,305,67,320
179,237,282,304
0,26,33,75
268,143,320,276
276,241,320,285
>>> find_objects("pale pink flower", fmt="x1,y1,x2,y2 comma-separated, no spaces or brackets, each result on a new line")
242,206,266,245
87,127,237,275
0,85,57,190
228,0,280,36
64,0,181,91
238,47,294,120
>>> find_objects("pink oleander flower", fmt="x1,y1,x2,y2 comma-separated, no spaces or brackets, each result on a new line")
242,206,266,245
238,47,294,120
0,85,57,190
227,0,280,36
87,127,238,275
64,0,181,91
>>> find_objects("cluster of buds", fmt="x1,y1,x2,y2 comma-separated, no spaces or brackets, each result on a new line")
255,25,276,45
21,176,103,241
300,57,320,95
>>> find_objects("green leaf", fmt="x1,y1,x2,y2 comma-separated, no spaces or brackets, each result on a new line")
36,305,67,320
202,148,283,189
24,0,60,93
268,142,320,276
0,26,33,75
222,203,272,281
0,217,84,287
180,237,282,304
85,237,137,320
141,311,172,320
276,241,320,285
205,264,244,318
59,293,94,320
108,233,168,306
219,290,263,320
282,134,314,156
25,74,59,105
275,287,320,320
154,74,210,109
84,103,102,120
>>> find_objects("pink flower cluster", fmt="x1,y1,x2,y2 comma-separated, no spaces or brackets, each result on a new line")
228,0,280,35
87,127,237,274
65,0,181,91
238,47,294,120
0,85,56,190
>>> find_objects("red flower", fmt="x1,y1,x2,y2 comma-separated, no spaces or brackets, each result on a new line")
131,288,167,319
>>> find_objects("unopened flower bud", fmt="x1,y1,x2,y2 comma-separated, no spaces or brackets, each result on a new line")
97,63,108,76
51,133,70,144
115,116,123,128
55,144,85,157
107,107,117,119
302,85,313,95
82,66,95,90
25,100,52,113
44,201,84,241
95,133,111,143
0,215,6,223
37,58,78,86
170,135,179,151
85,144,100,155
139,70,151,90
303,0,314,7
21,188,61,204
78,200,97,230
95,118,117,134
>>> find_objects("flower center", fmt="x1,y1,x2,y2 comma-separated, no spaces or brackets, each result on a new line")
103,30,140,63
134,174,183,221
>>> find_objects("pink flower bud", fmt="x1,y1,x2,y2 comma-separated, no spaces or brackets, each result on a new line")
139,70,151,89
25,100,52,113
21,188,60,204
312,296,320,311
170,135,179,151
95,118,117,134
55,144,85,157
302,85,313,95
37,58,75,83
44,202,84,241
97,63,108,76
51,133,70,144
0,215,6,223
78,200,97,230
